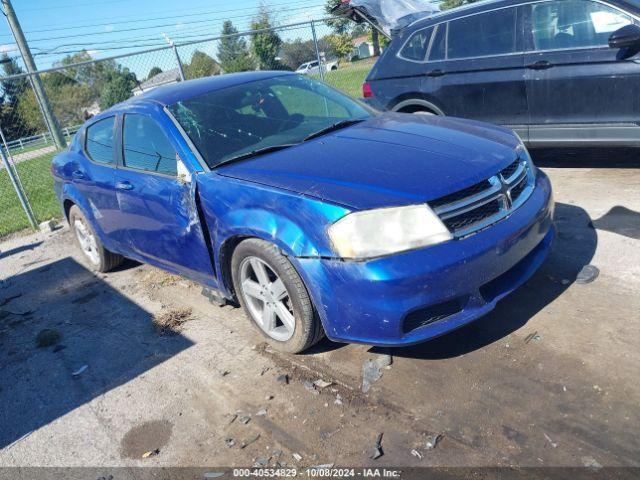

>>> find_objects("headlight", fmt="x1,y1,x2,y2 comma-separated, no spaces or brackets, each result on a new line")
327,204,452,260
514,132,536,178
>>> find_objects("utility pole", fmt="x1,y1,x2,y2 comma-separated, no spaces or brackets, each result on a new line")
2,0,66,149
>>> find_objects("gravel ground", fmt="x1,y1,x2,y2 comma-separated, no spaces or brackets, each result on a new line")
0,152,638,470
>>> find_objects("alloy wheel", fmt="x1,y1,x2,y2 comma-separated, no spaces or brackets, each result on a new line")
74,219,100,265
239,256,295,342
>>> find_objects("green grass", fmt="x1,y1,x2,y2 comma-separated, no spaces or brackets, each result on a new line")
322,58,377,98
0,151,60,238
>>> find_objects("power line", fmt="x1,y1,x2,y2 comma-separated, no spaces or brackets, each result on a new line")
0,0,321,37
32,5,324,54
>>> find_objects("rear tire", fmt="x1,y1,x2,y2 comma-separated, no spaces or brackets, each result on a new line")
231,238,324,353
68,205,122,272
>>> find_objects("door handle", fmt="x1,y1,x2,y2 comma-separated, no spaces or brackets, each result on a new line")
71,170,85,179
527,60,553,70
426,69,445,77
115,181,134,191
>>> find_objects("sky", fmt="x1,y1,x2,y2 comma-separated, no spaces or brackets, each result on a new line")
0,0,327,75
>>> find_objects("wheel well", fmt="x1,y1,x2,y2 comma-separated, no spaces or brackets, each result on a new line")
396,104,436,114
63,199,75,221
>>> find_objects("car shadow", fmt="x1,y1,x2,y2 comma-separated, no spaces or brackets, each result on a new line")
390,202,596,360
0,257,193,449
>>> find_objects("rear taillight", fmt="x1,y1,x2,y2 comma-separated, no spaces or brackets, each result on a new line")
362,82,373,98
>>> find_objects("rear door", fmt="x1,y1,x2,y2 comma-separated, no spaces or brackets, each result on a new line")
428,5,529,135
75,116,122,245
113,111,215,285
524,0,640,144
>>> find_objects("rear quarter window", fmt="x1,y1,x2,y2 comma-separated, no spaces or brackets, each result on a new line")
400,27,434,61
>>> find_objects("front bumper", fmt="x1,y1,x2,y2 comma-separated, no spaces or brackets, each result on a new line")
293,171,554,346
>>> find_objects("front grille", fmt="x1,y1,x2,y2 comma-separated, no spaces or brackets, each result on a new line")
443,199,501,231
402,298,463,333
429,157,534,238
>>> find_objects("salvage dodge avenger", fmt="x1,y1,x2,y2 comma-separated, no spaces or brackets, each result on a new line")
52,71,554,353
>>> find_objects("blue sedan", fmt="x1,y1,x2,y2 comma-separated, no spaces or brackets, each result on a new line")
52,71,554,353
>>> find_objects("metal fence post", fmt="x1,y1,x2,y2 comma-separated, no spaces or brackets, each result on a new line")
311,20,325,82
173,44,186,81
0,135,37,230
2,0,67,150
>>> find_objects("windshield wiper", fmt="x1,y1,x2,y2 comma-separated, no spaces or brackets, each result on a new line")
303,119,366,142
213,144,297,168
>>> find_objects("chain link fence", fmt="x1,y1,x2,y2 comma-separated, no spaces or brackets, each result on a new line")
0,18,378,238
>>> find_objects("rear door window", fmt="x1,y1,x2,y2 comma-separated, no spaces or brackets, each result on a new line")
85,117,115,165
531,0,633,51
447,7,518,59
122,114,176,176
400,26,434,61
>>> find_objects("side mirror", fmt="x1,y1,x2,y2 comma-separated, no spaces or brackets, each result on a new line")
608,24,640,49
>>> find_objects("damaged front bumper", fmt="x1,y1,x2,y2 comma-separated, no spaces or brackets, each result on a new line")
293,171,554,346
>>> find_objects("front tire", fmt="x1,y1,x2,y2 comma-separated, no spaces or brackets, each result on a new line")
231,238,324,353
68,205,122,272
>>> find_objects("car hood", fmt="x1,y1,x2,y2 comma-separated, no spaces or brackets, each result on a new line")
215,113,521,210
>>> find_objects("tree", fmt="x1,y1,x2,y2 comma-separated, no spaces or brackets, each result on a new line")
147,66,163,80
325,34,354,60
250,6,284,70
440,0,480,10
99,76,132,110
218,20,255,73
279,39,316,70
1,53,28,104
184,50,221,79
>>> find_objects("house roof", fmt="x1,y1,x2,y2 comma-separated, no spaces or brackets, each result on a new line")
138,68,181,90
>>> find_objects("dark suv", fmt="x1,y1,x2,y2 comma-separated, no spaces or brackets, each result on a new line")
363,0,640,147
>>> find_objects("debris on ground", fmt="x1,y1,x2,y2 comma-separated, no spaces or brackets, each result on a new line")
525,332,543,344
260,367,270,376
220,370,230,377
256,409,267,416
226,414,238,424
52,344,66,353
276,374,289,385
265,395,274,401
411,449,422,459
225,438,235,448
203,473,225,479
582,456,602,469
38,219,59,233
253,458,269,467
576,265,599,284
239,415,251,424
370,433,384,459
141,449,160,458
72,365,88,377
303,380,320,395
35,328,61,348
362,353,393,393
152,307,193,335
292,453,303,462
334,394,343,405
425,433,443,450
543,433,558,448
313,379,333,389
240,434,260,449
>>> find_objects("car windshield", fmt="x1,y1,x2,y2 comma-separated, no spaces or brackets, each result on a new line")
167,74,372,168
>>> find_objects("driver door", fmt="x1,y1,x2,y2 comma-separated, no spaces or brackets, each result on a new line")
114,112,215,285
523,0,640,144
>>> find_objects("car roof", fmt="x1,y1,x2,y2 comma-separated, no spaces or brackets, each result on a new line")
127,70,296,108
